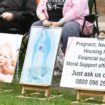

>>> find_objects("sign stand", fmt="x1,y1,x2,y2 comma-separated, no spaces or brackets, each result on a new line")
77,89,105,102
19,27,62,98
21,84,51,97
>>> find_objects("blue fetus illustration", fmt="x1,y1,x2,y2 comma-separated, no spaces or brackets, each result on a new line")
28,29,51,84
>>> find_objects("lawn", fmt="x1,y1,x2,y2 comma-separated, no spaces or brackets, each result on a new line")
0,75,104,105
0,75,76,105
0,39,104,105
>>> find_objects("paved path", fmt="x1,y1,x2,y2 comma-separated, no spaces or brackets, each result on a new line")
98,16,105,31
99,15,105,22
99,22,105,31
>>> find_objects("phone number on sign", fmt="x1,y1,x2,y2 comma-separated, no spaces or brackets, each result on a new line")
75,79,105,86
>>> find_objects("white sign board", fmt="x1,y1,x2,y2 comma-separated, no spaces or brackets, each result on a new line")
20,26,62,85
60,37,105,91
0,33,22,83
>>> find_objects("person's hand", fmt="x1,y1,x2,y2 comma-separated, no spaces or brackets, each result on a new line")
50,22,63,27
42,20,51,27
1,12,13,21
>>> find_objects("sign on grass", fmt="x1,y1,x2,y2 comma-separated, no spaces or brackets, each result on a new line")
60,37,105,91
20,26,62,85
0,33,22,83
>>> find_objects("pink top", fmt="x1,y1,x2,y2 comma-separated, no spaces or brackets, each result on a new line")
37,0,93,35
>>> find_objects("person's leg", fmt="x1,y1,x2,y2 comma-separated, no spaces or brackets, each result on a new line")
28,20,42,35
61,21,80,54
31,20,42,26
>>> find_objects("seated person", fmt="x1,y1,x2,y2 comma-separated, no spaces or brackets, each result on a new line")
0,43,16,83
31,0,93,54
0,0,38,34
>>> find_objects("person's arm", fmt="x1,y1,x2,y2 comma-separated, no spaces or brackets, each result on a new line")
7,0,38,21
38,12,46,21
51,0,88,27
1,11,23,21
36,0,51,27
10,11,25,21
1,12,13,21
50,18,66,27
63,0,88,21
38,12,51,27
36,0,47,20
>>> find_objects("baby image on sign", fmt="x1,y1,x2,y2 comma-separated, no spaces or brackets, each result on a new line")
0,33,22,83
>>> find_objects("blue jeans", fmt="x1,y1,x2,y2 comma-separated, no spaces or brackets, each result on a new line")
32,21,80,54
61,21,80,54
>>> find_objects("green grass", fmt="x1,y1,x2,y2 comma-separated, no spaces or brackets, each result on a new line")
0,76,104,105
0,82,76,105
